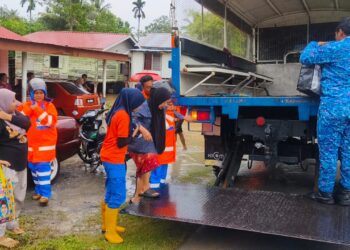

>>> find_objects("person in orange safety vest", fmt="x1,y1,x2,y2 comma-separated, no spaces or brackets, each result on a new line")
150,105,177,189
17,78,57,206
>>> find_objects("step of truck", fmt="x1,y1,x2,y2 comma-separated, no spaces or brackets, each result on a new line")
123,184,350,246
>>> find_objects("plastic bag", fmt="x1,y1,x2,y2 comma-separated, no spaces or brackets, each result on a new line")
297,65,321,97
0,164,15,223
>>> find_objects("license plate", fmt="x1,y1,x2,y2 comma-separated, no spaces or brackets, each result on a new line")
87,99,94,104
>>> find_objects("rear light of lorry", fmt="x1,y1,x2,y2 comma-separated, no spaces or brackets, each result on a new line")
256,116,266,127
190,108,213,123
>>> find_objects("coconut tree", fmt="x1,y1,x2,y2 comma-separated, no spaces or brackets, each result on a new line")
20,0,37,22
132,0,146,41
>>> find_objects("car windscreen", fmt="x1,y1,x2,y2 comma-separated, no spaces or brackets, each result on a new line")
59,82,90,95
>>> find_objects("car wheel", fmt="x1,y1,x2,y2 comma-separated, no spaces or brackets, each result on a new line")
50,158,60,183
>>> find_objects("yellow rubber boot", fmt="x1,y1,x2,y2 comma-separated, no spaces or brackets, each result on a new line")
101,201,126,233
104,207,123,244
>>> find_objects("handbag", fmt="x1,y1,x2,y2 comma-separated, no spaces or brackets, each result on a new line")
297,65,321,97
0,164,15,223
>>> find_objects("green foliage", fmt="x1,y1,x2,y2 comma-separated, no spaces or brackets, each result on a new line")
144,15,172,34
184,11,248,58
0,7,45,35
37,0,131,33
0,1,131,34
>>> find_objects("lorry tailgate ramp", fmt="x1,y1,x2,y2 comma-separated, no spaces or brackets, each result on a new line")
123,184,350,245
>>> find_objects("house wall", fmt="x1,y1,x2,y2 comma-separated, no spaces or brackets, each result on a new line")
130,51,171,80
130,51,145,77
15,52,127,83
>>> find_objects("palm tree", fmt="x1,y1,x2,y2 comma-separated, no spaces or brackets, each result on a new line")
132,0,146,41
20,0,37,22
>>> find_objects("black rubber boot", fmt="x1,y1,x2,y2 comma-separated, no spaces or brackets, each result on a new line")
315,191,335,205
306,191,335,205
335,185,350,206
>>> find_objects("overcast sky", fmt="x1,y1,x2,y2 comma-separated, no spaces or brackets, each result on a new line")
0,0,172,30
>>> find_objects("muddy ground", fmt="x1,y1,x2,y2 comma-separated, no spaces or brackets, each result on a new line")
22,124,208,235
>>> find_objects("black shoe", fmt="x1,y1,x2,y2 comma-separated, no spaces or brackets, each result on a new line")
306,191,335,205
335,185,350,206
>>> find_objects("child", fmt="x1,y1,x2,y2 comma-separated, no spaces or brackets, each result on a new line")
18,78,57,207
100,88,145,244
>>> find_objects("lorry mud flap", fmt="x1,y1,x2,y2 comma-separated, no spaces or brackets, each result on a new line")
123,184,350,245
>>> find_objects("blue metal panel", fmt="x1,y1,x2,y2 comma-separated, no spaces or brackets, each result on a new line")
177,96,319,121
171,47,181,97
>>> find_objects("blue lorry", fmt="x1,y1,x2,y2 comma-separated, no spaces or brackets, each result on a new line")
169,0,329,188
125,1,350,245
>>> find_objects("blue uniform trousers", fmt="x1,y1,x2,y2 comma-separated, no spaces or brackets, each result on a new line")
150,164,169,189
28,162,52,198
318,100,350,193
103,162,126,209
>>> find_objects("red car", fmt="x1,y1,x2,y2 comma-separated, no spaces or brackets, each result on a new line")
49,116,80,182
46,81,101,120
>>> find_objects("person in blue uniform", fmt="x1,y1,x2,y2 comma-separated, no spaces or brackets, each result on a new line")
300,18,350,205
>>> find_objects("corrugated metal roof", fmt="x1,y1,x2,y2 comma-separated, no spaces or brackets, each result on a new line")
139,33,171,49
25,31,132,50
200,0,350,28
0,26,29,42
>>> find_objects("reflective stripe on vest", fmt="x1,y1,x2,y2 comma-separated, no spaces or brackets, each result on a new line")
38,112,48,122
164,146,174,152
38,145,56,151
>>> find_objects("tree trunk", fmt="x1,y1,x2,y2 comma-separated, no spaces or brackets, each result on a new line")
137,17,141,42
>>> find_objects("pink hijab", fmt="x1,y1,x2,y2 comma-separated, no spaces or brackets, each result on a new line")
0,89,25,134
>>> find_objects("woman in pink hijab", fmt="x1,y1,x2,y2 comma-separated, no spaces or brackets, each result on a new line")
0,89,30,248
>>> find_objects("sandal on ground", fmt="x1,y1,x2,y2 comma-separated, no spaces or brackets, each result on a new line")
129,197,141,204
139,189,160,198
0,236,19,248
8,227,25,235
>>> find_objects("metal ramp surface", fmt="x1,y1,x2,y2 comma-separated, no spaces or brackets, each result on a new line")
123,184,350,245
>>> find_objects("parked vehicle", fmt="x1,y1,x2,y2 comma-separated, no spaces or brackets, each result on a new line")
78,109,108,173
39,116,80,182
46,80,101,120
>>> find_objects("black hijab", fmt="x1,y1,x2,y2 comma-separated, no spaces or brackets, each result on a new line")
148,87,171,154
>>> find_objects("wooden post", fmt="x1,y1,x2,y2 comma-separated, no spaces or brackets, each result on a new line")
22,52,28,102
102,59,107,98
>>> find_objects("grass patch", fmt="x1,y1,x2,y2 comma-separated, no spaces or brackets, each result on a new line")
177,167,214,185
9,213,197,250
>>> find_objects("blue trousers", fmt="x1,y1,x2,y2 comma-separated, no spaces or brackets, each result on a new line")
318,100,350,193
28,162,52,198
150,164,168,189
103,162,126,209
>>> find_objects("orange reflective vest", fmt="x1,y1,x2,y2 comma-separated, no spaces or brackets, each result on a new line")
158,110,176,164
18,101,58,163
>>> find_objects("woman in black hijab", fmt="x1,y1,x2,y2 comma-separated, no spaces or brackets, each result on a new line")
128,87,171,202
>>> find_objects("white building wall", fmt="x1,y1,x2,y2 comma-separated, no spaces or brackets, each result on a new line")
130,52,145,76
161,53,171,79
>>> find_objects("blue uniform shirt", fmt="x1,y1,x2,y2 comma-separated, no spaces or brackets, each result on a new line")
128,101,157,154
300,37,350,99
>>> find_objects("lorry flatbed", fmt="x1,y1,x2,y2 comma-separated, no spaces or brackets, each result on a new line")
123,183,350,246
